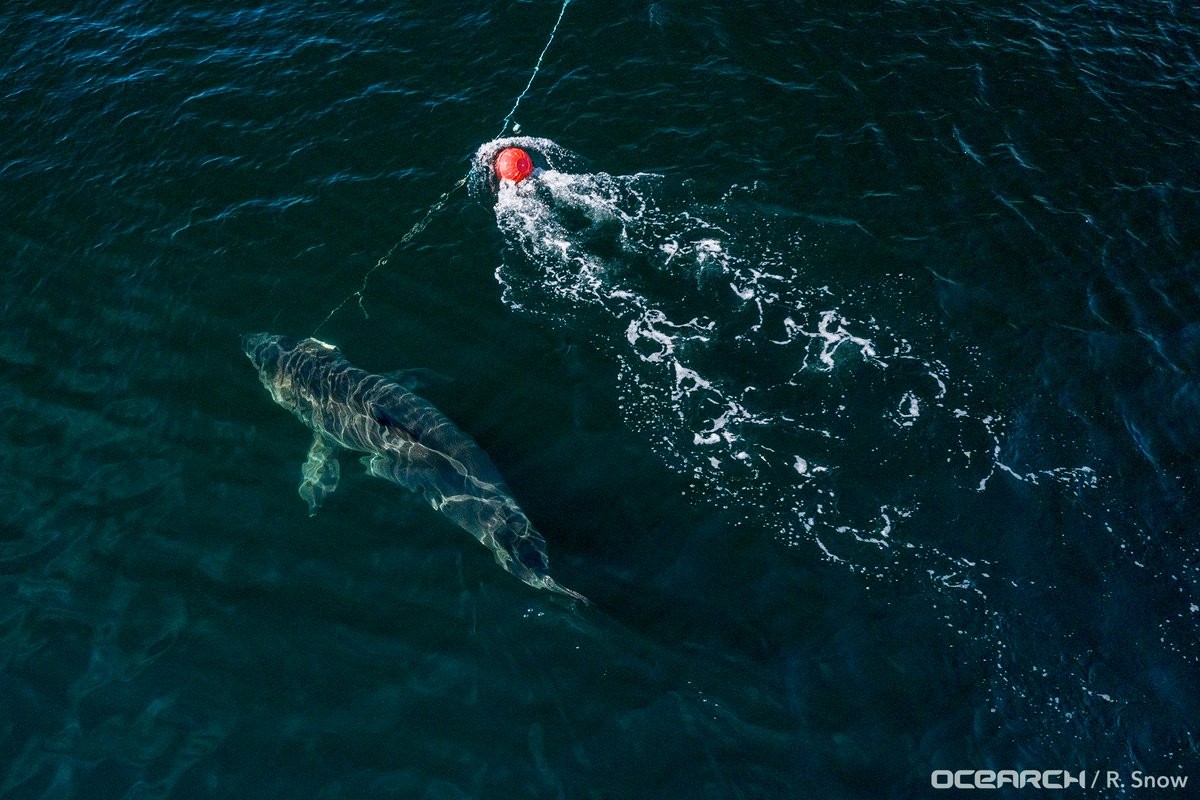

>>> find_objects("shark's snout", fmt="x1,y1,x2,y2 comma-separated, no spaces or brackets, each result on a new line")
242,332,283,371
242,332,273,354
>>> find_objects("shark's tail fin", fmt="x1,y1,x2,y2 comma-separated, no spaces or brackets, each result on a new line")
488,511,588,606
533,575,590,606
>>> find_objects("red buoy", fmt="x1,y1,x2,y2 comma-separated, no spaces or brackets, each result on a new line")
495,147,534,183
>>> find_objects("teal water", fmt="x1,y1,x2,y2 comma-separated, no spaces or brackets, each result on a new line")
2,1,1198,797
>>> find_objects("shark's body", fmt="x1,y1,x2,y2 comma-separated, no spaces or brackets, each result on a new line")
243,334,584,602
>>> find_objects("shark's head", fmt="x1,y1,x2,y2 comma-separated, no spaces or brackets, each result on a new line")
242,333,291,374
242,333,338,415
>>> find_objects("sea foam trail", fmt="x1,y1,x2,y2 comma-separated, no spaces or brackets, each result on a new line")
471,137,1130,764
471,139,1088,559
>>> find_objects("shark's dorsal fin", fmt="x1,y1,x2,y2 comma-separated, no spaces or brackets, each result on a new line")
384,367,451,394
369,403,421,441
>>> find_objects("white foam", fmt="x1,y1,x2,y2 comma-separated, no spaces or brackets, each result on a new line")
480,141,1101,673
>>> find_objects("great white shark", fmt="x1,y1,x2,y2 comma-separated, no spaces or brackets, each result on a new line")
243,333,586,603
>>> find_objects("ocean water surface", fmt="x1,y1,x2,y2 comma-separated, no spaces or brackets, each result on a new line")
2,1,1198,797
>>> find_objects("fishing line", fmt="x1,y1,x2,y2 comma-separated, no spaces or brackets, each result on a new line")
498,0,572,138
312,175,467,336
312,0,574,338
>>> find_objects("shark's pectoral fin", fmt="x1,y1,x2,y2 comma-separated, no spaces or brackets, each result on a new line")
299,434,341,516
360,453,386,478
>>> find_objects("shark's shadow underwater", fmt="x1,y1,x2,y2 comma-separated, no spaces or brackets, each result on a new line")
243,333,586,603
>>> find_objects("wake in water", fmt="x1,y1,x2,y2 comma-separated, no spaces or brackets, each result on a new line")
472,138,1093,565
469,137,1169,766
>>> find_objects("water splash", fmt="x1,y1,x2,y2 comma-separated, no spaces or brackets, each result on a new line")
472,140,1037,552
471,138,1196,772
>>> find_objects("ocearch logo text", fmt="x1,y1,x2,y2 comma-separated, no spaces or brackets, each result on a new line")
931,770,1085,790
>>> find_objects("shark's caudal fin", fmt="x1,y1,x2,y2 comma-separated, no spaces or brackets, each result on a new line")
536,575,589,605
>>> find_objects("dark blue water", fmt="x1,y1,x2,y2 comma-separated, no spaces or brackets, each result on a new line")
2,1,1198,797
